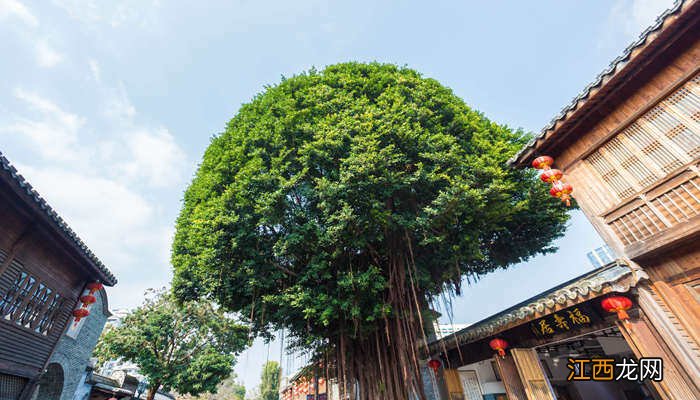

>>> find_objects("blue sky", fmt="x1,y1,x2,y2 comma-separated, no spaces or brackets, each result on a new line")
0,0,674,393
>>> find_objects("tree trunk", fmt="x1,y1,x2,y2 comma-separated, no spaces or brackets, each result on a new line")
146,382,160,400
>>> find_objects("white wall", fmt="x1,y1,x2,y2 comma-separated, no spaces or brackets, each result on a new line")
458,360,506,395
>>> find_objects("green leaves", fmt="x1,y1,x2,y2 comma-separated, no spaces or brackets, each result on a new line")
94,291,248,398
171,61,570,353
258,361,281,400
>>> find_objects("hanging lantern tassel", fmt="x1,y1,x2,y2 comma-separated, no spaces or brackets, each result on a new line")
489,338,509,358
427,359,441,376
550,181,574,207
601,296,633,321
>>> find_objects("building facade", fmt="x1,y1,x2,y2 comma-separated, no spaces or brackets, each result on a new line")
0,152,117,400
430,0,700,399
429,262,655,400
34,288,111,400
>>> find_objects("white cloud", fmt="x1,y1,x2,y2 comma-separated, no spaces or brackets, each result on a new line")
5,85,186,187
119,128,187,187
4,89,84,162
606,0,675,40
103,83,136,121
35,39,64,67
89,59,101,82
0,0,38,27
0,1,67,68
52,0,161,28
14,164,173,299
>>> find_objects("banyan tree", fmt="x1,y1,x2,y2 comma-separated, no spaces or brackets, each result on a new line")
171,62,570,400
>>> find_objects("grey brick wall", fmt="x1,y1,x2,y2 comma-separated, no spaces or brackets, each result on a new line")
47,289,109,400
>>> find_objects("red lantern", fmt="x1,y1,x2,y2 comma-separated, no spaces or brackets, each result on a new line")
539,169,563,183
80,294,97,307
489,338,509,357
73,308,90,322
86,282,103,294
601,296,633,321
532,156,554,170
550,182,574,206
427,359,441,375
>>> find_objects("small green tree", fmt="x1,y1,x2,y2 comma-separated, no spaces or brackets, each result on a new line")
178,373,246,400
95,290,249,400
258,361,280,400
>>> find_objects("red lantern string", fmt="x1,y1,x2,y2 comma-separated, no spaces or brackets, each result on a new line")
73,308,90,322
532,156,573,206
86,282,103,294
80,294,97,307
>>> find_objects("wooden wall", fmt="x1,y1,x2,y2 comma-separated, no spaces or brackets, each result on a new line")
549,29,700,272
0,186,86,380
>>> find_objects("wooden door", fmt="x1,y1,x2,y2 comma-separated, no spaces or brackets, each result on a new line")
458,370,482,400
493,355,527,400
510,348,556,400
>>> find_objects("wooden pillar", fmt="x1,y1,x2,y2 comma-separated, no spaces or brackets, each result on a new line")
510,348,555,400
653,281,700,351
618,286,700,399
493,355,527,400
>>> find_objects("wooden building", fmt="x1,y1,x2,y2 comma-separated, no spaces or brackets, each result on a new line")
0,152,117,400
430,0,700,399
428,262,662,400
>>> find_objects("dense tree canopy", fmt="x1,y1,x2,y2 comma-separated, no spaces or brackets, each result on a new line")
172,62,570,399
95,290,249,400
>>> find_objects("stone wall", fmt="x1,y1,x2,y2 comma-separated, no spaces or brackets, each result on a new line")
42,288,110,400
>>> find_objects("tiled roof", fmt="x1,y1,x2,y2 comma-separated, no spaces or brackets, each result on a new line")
0,152,117,285
509,0,689,166
427,261,646,354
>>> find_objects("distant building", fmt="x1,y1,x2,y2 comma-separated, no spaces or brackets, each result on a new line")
432,323,471,340
585,245,616,268
105,308,130,328
99,308,144,380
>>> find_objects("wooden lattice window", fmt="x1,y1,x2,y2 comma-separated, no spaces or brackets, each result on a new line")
0,269,65,335
585,74,700,199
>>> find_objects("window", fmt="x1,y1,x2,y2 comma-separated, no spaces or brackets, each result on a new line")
585,74,700,199
0,269,65,336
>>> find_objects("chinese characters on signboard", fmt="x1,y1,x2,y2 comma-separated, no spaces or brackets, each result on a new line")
529,305,600,338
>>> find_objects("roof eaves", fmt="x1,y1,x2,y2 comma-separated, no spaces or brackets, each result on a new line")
508,0,688,166
0,152,117,286
427,261,646,353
